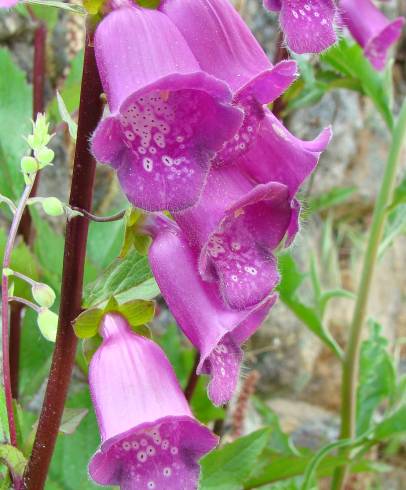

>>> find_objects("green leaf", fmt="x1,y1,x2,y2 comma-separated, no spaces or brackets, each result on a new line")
83,250,159,308
73,308,104,339
49,389,100,489
59,408,88,435
0,390,9,443
24,0,87,15
307,187,357,215
356,320,397,435
0,49,32,199
56,92,77,140
379,203,406,257
48,51,83,123
199,429,271,490
0,444,27,477
191,378,225,424
322,39,393,129
277,254,343,360
252,397,299,456
374,405,406,440
136,0,160,7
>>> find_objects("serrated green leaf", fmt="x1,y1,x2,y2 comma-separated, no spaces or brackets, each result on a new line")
0,49,32,199
0,444,27,477
83,250,159,308
199,429,271,490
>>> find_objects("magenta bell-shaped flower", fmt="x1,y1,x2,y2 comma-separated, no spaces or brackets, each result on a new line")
89,313,217,489
0,0,18,7
340,0,405,71
263,0,337,54
159,0,298,165
91,5,242,213
174,166,292,311
144,219,276,406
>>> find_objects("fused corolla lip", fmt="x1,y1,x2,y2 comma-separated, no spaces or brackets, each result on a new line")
147,224,277,406
341,0,405,71
88,313,217,489
91,5,243,213
263,0,337,54
173,165,292,311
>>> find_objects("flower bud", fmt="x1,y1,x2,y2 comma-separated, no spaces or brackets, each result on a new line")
42,197,64,217
21,156,39,174
34,147,55,167
37,309,58,342
32,283,56,308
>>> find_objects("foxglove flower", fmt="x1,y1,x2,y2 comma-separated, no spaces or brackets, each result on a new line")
174,167,292,311
263,0,337,54
0,0,18,6
89,313,217,489
340,0,405,70
144,219,276,406
160,0,298,164
91,6,242,212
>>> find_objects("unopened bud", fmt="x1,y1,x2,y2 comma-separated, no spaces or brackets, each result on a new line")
32,283,56,308
34,147,54,167
37,309,58,342
42,197,64,217
21,156,39,174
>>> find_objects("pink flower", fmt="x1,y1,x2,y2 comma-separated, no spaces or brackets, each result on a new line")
89,313,217,489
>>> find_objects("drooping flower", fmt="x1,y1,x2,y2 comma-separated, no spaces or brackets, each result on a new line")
160,0,298,163
340,0,405,71
143,218,276,406
174,166,292,311
263,0,337,54
91,5,242,212
89,313,217,489
0,0,18,7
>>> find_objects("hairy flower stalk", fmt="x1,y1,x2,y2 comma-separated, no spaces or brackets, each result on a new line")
89,313,217,489
91,5,242,213
263,0,337,54
142,216,276,406
340,0,405,71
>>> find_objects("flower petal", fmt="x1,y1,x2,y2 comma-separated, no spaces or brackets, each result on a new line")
278,0,337,54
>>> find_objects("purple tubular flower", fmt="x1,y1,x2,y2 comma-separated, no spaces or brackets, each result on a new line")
147,224,276,406
91,6,242,213
174,166,292,311
263,0,337,54
0,0,18,6
89,313,217,489
235,111,332,245
340,0,405,71
160,0,298,164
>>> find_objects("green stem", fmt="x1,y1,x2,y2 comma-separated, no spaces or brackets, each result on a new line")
332,98,406,490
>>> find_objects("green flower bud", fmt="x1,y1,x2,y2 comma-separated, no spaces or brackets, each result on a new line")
42,197,64,217
37,309,58,342
21,156,39,174
32,283,56,308
34,147,54,167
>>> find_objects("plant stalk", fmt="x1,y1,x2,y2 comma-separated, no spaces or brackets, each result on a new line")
22,32,103,490
10,21,47,399
331,98,406,489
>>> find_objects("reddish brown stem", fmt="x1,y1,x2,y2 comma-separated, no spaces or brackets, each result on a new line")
10,22,47,400
184,352,200,402
22,33,103,490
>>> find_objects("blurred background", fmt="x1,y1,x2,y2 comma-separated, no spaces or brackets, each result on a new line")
0,1,405,488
